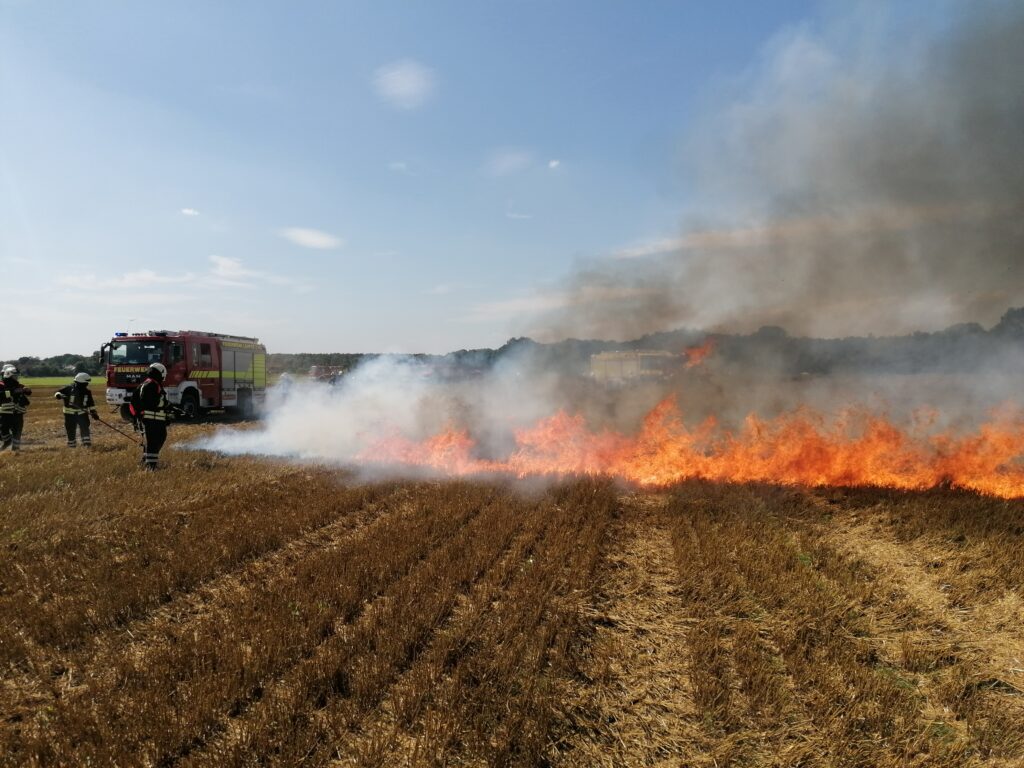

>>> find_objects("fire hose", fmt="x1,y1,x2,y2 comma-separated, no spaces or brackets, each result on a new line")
94,415,144,446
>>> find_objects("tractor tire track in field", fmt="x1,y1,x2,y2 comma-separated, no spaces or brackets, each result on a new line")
556,494,703,767
815,511,1024,688
811,508,1024,757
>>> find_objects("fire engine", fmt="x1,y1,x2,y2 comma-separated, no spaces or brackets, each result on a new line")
100,330,268,420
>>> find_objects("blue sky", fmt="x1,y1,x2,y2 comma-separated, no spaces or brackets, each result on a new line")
2,0,948,357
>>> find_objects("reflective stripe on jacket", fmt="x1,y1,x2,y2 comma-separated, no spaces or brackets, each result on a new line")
138,378,169,420
58,384,96,415
4,381,29,413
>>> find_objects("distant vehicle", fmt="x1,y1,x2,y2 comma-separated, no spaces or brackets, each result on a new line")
590,350,677,383
100,330,267,420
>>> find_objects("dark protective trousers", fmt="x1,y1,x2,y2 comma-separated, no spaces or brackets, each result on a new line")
64,413,92,447
141,419,167,469
0,413,24,452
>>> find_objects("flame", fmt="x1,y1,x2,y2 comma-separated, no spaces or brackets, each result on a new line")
684,338,716,368
358,398,1024,498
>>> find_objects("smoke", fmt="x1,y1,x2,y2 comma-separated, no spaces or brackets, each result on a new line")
198,3,1024,482
540,1,1024,341
200,353,579,471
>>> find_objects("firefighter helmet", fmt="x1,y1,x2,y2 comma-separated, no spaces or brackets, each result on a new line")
2,364,17,379
149,362,167,377
74,372,92,384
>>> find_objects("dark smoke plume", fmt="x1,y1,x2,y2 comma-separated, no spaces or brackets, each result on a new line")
204,3,1024,476
539,2,1024,341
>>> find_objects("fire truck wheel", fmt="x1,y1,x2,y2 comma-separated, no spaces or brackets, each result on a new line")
179,390,200,420
119,404,133,422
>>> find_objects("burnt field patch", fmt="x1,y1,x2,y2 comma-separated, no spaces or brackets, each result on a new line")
3,394,1024,766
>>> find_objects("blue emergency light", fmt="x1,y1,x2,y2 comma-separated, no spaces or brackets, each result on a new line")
115,332,128,337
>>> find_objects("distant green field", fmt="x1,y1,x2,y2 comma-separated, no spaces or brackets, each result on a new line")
19,377,74,387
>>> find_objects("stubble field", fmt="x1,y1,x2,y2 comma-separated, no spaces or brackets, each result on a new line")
3,389,1024,766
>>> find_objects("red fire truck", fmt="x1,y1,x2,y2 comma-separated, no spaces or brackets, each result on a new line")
100,330,268,420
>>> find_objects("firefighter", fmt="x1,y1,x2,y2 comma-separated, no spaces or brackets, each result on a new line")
55,372,100,448
0,364,32,453
132,362,172,470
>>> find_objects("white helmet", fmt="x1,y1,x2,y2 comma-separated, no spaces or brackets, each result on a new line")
2,364,17,379
74,372,92,384
149,362,167,377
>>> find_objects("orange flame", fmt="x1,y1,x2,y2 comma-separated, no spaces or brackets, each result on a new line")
684,338,716,368
358,398,1024,498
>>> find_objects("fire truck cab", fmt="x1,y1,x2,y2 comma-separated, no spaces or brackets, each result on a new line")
101,330,268,420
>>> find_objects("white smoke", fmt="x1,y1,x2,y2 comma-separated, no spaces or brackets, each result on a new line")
198,353,573,471
197,2,1024,477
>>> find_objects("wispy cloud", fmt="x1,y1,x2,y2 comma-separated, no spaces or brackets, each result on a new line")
208,255,260,285
208,255,309,291
374,59,436,110
505,211,533,220
388,161,409,173
279,227,343,249
548,159,561,169
57,270,197,290
180,207,200,216
56,255,311,297
485,148,533,176
72,291,201,308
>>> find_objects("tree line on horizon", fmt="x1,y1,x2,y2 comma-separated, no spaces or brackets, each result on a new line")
8,307,1023,378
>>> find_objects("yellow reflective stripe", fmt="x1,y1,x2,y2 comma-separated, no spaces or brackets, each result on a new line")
63,407,88,415
142,411,167,420
0,404,14,413
189,365,267,383
221,341,264,350
254,354,267,386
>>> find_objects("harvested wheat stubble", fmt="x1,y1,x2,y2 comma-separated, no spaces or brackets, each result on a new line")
555,494,704,767
399,480,615,767
10,483,500,767
340,488,557,764
174,479,616,768
180,482,528,766
0,465,387,666
6,391,1024,768
802,493,1024,762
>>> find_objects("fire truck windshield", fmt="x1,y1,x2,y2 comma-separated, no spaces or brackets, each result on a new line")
110,340,165,365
